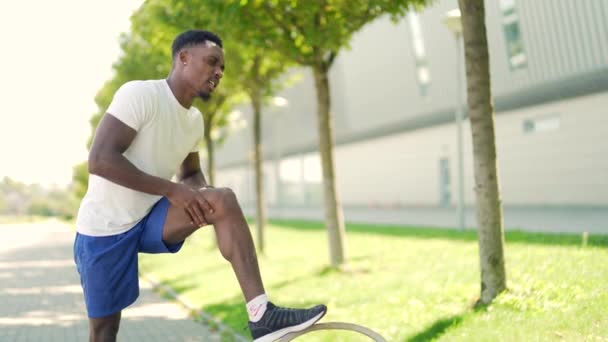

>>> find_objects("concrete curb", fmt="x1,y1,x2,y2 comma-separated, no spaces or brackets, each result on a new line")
140,273,250,342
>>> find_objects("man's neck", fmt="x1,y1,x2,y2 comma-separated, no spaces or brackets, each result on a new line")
166,73,193,109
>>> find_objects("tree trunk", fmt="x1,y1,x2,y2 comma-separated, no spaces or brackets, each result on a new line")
203,112,218,248
459,0,507,304
251,92,267,254
204,114,215,186
312,62,346,267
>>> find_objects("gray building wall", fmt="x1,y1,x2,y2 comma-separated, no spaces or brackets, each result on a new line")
209,0,608,211
218,91,608,207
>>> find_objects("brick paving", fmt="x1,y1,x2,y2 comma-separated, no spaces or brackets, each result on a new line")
0,220,221,342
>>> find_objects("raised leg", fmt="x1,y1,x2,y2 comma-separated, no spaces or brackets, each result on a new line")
162,187,265,301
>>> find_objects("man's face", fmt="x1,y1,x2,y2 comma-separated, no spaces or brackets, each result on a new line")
182,41,224,100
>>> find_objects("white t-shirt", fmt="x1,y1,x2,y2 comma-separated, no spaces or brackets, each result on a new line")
75,79,204,236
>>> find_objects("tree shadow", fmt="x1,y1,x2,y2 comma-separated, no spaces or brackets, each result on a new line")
201,298,248,334
405,314,465,342
404,299,494,342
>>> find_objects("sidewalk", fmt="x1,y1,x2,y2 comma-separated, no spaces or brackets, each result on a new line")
0,220,221,342
251,205,608,234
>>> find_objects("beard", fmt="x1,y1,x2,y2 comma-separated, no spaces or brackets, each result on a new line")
198,91,211,102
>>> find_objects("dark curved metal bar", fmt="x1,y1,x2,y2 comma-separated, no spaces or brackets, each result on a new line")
278,322,387,342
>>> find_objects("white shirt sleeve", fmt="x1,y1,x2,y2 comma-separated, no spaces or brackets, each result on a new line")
106,81,151,131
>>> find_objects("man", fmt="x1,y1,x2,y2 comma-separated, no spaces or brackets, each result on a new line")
74,29,326,342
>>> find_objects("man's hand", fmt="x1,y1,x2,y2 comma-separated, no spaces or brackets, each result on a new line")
166,183,214,227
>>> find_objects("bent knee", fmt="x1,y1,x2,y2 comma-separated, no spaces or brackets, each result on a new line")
217,187,238,209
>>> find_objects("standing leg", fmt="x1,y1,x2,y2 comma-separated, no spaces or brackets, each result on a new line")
89,311,121,342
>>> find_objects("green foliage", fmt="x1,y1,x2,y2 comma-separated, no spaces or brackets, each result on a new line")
220,0,430,68
72,162,89,200
0,192,5,214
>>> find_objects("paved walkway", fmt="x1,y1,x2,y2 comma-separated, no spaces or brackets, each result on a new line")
0,220,221,342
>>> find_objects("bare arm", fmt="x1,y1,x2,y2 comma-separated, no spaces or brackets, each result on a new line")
88,113,174,196
178,152,210,189
88,113,211,225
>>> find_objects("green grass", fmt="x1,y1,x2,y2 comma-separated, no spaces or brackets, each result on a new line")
139,221,608,342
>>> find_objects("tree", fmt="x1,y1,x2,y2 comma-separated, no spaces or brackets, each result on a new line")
459,0,507,304
72,162,89,200
227,43,294,254
0,192,5,214
223,43,296,254
195,80,247,186
223,0,429,267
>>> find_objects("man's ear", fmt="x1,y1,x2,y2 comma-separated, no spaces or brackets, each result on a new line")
179,49,189,65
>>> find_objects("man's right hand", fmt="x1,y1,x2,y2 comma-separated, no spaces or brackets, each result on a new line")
166,183,213,227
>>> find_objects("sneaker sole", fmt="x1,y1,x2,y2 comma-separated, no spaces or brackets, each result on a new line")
253,309,327,342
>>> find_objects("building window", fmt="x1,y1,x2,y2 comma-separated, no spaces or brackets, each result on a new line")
407,12,430,96
499,0,527,70
523,115,561,134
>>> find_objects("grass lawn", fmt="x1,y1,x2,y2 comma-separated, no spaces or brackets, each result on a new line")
139,221,608,342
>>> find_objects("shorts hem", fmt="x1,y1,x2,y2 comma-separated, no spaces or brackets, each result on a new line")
86,290,139,319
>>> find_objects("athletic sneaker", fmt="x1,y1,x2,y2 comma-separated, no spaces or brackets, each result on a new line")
248,302,327,342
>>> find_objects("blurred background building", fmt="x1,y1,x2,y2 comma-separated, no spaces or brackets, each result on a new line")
211,0,608,233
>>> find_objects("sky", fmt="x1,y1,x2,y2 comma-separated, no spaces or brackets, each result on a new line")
0,0,144,187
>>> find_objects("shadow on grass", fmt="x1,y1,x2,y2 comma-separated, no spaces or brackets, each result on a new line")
203,298,248,334
405,301,494,342
270,219,608,247
405,314,465,342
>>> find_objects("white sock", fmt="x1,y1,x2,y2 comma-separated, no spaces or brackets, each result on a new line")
246,294,268,322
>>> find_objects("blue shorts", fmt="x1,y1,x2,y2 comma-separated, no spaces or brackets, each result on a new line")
73,197,184,318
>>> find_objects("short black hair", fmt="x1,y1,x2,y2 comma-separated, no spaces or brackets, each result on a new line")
171,30,223,60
